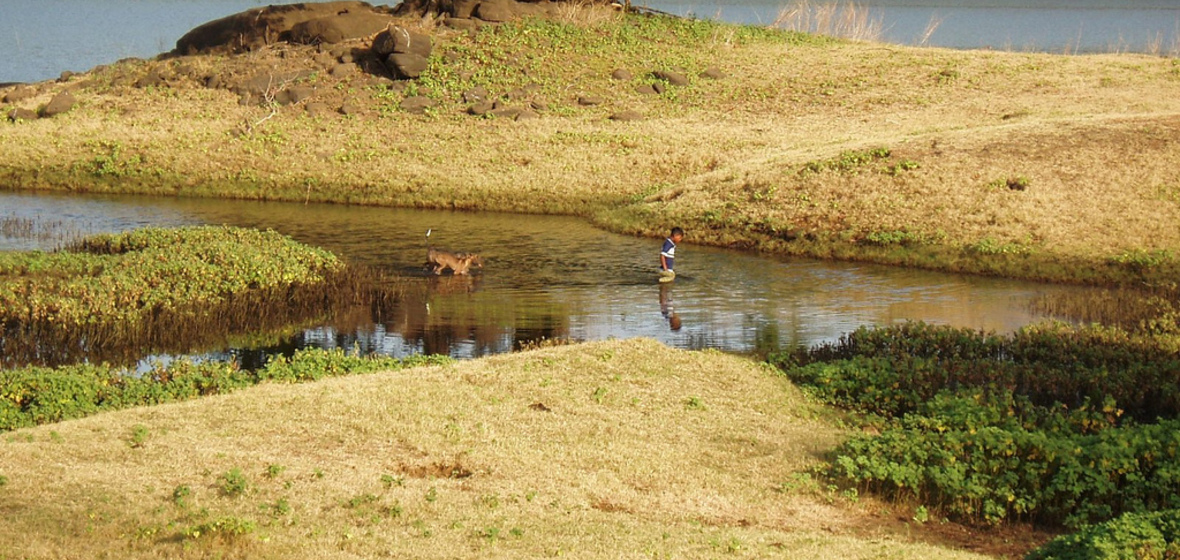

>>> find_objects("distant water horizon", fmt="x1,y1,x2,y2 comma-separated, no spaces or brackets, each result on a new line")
2,0,1179,83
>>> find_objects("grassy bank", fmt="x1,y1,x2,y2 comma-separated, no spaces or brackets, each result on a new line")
0,338,1028,559
2,11,1179,286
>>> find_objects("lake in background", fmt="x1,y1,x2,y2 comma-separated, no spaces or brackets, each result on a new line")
2,0,1179,83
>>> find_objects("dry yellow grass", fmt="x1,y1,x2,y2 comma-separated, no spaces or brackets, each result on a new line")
2,12,1179,281
0,339,1000,559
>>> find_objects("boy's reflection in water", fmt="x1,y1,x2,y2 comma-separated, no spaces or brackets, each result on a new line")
659,283,682,331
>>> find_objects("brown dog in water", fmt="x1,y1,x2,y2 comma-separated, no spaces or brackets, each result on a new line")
425,229,483,275
427,248,483,275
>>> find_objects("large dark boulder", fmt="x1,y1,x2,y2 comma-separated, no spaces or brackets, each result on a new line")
289,12,393,44
398,0,559,21
175,1,394,54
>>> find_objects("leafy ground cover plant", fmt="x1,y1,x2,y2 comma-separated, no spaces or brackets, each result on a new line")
0,347,452,431
1027,508,1180,560
770,322,1180,528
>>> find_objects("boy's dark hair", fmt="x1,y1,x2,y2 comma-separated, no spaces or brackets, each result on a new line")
670,227,685,237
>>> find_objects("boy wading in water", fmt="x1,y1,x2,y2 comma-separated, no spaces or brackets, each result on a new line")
659,227,684,283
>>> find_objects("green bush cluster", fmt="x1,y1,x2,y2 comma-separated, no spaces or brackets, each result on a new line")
782,322,1180,424
1028,508,1180,560
770,322,1180,527
0,348,452,431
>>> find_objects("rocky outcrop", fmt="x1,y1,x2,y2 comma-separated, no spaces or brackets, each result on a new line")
395,0,562,21
175,1,395,54
1,2,731,123
372,26,433,79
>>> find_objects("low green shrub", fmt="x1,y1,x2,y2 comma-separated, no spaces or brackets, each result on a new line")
776,322,1180,424
0,348,452,431
772,322,1180,527
832,417,1180,527
1027,508,1180,560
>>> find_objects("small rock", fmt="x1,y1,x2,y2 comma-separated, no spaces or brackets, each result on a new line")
611,68,633,81
609,110,644,121
491,106,522,119
529,97,549,111
699,66,726,80
7,108,38,122
515,109,539,121
314,53,337,68
372,26,433,58
401,95,435,114
653,69,689,86
385,53,429,79
635,84,658,95
276,86,315,105
3,86,35,104
305,102,331,116
329,63,354,78
463,86,489,104
40,91,77,117
577,94,604,106
468,102,494,116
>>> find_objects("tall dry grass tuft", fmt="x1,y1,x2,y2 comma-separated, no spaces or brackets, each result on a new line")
772,0,884,43
552,0,622,25
917,13,943,47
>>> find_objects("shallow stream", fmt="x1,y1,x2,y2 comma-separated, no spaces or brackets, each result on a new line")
0,190,1107,366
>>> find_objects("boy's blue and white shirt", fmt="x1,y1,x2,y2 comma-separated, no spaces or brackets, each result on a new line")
661,237,677,270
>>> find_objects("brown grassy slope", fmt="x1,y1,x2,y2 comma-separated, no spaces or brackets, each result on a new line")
2,12,1179,283
0,339,1002,559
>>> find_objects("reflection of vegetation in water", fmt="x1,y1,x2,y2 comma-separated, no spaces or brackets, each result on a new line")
0,214,87,247
0,348,452,431
1031,286,1180,335
384,276,572,355
0,226,407,368
772,320,1180,530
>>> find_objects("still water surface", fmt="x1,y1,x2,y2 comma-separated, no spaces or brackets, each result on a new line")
2,0,1178,83
1,190,1102,363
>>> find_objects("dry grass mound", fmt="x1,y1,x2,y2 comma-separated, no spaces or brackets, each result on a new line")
0,339,998,559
